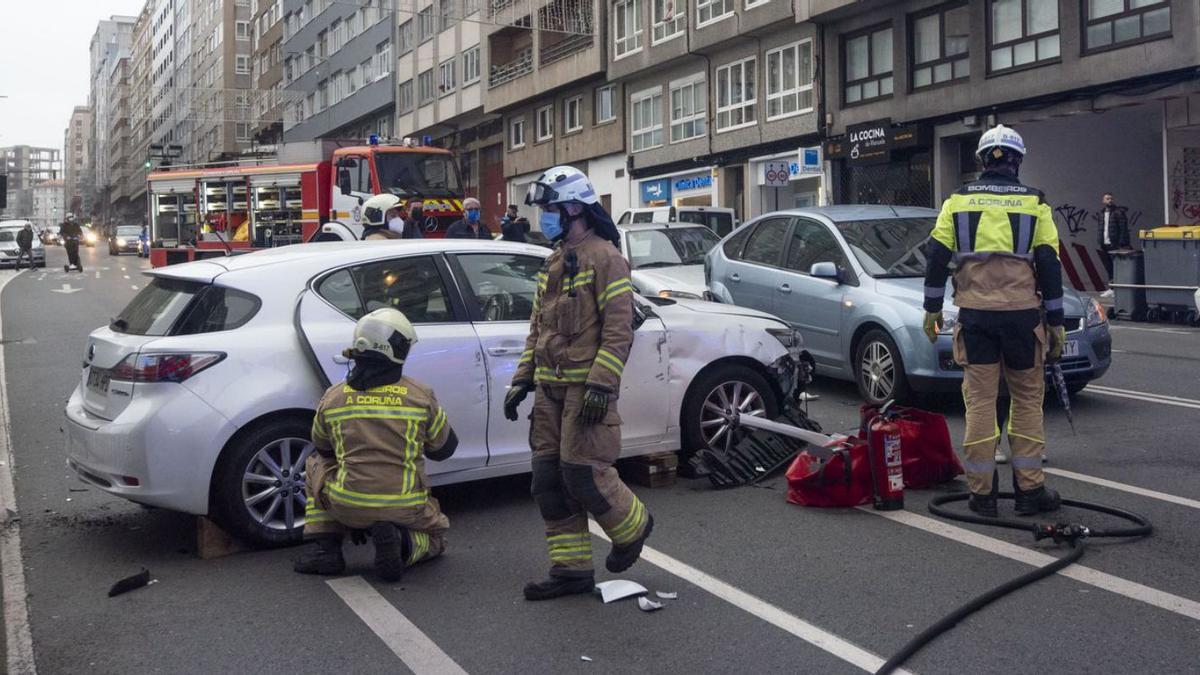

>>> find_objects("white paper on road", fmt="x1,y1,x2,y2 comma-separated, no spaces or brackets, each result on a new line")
595,579,648,603
638,597,664,612
655,591,678,599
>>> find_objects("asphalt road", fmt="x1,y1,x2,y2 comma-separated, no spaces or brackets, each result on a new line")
2,244,1198,674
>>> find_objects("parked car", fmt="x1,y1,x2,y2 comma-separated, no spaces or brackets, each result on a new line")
0,220,46,268
617,223,721,300
66,240,807,545
618,206,738,237
41,225,61,246
706,205,1111,405
108,225,144,255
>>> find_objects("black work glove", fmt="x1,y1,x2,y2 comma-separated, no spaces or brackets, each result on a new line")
577,387,610,426
504,383,533,421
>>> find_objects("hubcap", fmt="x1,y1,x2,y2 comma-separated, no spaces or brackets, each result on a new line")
860,340,895,403
699,380,767,454
242,437,315,532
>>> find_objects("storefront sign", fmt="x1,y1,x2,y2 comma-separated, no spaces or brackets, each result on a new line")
640,178,672,204
763,161,790,187
824,119,925,165
674,173,713,192
798,146,822,175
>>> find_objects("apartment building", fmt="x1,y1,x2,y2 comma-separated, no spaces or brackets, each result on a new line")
127,4,153,221
0,147,61,221
251,0,287,146
106,56,135,221
608,0,824,220
281,0,395,142
187,0,257,163
88,15,137,219
64,107,92,216
145,0,195,164
32,180,65,232
486,0,631,220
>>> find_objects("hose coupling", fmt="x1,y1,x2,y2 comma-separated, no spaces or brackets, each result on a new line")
1036,523,1091,544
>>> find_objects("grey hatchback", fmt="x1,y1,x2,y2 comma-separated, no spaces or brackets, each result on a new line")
705,206,1112,405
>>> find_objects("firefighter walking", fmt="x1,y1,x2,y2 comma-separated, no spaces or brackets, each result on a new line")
504,166,653,601
923,125,1065,518
296,308,458,581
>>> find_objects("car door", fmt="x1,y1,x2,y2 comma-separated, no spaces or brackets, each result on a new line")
449,251,669,469
297,253,489,475
772,219,854,370
720,216,794,314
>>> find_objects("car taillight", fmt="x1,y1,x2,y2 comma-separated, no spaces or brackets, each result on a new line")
109,352,225,383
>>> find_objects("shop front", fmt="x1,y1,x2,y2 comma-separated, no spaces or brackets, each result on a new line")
749,146,824,217
825,118,933,208
637,168,718,208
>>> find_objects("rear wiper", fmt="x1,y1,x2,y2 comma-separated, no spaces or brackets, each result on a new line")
110,317,128,332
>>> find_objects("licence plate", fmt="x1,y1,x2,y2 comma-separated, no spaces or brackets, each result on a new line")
1062,340,1080,358
87,368,111,395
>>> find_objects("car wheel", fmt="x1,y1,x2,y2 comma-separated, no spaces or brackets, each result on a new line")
212,417,315,547
854,329,912,406
681,364,778,457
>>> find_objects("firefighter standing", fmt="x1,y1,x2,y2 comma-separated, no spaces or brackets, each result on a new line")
296,308,458,581
60,214,84,272
360,194,405,240
923,125,1065,518
504,166,653,601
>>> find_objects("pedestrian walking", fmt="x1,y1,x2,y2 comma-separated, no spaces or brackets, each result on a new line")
923,124,1064,518
503,165,653,601
500,204,531,243
445,198,492,239
1098,192,1130,295
295,308,459,581
15,223,35,270
60,214,84,272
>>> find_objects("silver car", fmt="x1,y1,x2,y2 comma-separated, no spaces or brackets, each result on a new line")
618,223,721,300
706,206,1112,405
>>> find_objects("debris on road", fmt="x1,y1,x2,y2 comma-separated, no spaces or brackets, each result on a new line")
637,597,664,612
655,591,677,599
107,568,152,597
595,579,647,603
580,656,593,662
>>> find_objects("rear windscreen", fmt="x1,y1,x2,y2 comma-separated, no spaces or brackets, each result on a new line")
113,278,260,336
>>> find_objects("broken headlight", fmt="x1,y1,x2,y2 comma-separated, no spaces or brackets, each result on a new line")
766,326,804,358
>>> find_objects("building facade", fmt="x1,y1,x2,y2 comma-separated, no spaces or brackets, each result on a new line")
32,180,65,232
88,15,137,221
281,0,394,143
146,0,195,166
63,107,93,217
188,0,258,163
127,3,153,223
0,146,62,221
107,56,135,222
251,0,287,147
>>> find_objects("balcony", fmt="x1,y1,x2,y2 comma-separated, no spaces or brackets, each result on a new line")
539,33,591,67
489,50,533,88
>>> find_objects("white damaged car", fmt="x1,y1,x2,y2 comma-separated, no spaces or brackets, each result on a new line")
65,240,807,545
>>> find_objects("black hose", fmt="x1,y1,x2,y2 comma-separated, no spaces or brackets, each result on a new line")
876,493,1152,675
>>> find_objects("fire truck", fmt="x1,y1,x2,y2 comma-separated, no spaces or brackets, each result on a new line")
146,138,466,267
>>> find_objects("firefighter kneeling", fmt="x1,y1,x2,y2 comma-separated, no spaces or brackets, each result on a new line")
295,308,457,581
923,124,1064,518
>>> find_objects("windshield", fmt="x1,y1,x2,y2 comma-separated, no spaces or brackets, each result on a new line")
375,152,462,198
0,230,17,242
626,227,721,269
116,226,142,236
837,217,937,278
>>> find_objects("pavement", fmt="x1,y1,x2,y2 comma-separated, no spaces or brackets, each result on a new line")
2,244,1199,674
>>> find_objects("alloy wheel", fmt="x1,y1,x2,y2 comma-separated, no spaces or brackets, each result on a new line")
860,340,896,403
699,380,767,454
241,437,314,532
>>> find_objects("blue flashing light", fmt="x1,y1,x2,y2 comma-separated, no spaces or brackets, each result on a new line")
368,134,380,145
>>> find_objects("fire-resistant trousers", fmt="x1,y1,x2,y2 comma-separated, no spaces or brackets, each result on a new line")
953,311,1048,495
302,454,448,566
529,384,650,578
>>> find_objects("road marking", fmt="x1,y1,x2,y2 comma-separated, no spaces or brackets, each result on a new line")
122,275,129,280
0,272,36,673
1108,325,1191,335
1086,385,1200,410
1045,468,1200,510
867,508,1200,622
130,285,139,291
49,284,81,295
588,521,902,674
327,576,467,675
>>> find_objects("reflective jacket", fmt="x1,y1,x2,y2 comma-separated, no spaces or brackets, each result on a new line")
512,230,634,393
924,170,1065,326
310,376,453,510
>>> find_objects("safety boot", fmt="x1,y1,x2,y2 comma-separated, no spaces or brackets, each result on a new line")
605,514,654,573
968,493,999,518
523,573,595,601
370,522,409,582
1014,484,1061,516
293,535,346,575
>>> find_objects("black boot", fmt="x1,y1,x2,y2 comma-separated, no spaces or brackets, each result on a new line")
293,536,346,575
523,573,595,601
968,493,999,517
1014,484,1061,516
605,514,654,573
370,522,409,582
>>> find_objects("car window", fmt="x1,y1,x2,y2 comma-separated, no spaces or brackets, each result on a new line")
709,213,734,237
632,211,656,223
617,211,630,224
174,286,261,334
116,226,143,236
740,218,792,267
627,227,719,268
786,220,850,274
0,230,16,242
316,269,363,317
339,256,453,323
455,253,542,322
722,225,754,259
113,277,206,336
677,211,705,226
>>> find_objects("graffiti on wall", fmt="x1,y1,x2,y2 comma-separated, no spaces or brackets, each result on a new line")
1052,204,1143,238
1170,150,1200,223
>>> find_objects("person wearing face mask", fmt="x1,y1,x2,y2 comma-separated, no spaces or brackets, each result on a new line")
445,197,493,239
360,194,405,240
402,199,426,239
502,165,652,601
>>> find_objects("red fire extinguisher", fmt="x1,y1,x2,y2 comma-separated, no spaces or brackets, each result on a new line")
868,405,904,511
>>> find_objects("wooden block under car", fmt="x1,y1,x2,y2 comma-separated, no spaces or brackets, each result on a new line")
195,516,249,559
618,452,678,488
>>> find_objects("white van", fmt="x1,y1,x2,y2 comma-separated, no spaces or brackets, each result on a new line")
617,206,738,238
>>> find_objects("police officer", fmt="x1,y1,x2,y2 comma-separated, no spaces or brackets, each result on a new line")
503,166,653,601
296,308,458,581
923,125,1065,518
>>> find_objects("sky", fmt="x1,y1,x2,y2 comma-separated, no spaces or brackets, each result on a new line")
0,0,148,150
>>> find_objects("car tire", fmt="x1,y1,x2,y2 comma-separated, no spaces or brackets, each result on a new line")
854,329,912,407
680,364,779,457
211,416,315,547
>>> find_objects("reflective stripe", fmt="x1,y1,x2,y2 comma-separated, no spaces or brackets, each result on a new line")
1043,297,1063,312
594,349,624,376
598,278,633,310
924,285,945,299
565,269,596,291
609,498,647,545
428,407,447,438
1011,455,1043,469
962,432,1000,447
326,482,428,508
535,366,590,384
518,349,534,364
955,212,972,252
1016,214,1033,254
304,498,334,523
402,418,419,494
963,459,996,474
953,251,1034,263
547,532,590,543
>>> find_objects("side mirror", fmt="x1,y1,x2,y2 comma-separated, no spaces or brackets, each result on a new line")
337,169,352,196
810,261,841,283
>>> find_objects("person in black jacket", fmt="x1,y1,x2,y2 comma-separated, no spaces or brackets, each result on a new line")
444,198,492,239
60,215,84,272
500,204,530,243
1098,192,1130,288
15,224,35,270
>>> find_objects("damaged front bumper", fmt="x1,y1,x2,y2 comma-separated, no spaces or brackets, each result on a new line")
765,326,815,410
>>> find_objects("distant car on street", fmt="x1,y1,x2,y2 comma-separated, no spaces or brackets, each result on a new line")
618,205,738,237
82,226,99,248
42,225,61,245
617,223,721,300
108,225,143,256
706,205,1112,405
0,220,46,268
66,240,808,546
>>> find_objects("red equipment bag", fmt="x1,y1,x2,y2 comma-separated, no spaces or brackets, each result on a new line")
785,440,874,507
859,405,962,488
